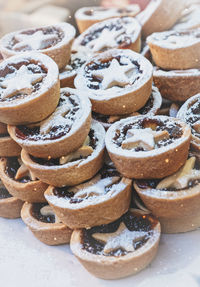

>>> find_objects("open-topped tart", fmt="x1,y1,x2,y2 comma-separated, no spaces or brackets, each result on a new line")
147,29,200,70
75,49,153,115
177,93,200,151
0,179,24,219
173,4,200,31
134,156,200,233
0,23,76,70
0,157,48,203
45,163,132,229
70,208,160,279
105,115,191,179
21,121,105,187
92,85,162,130
0,52,60,125
73,17,141,53
0,125,21,157
8,88,91,159
75,5,140,33
21,202,72,245
136,0,183,37
153,67,200,102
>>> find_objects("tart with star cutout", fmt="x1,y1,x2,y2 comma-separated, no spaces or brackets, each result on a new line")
0,157,48,203
21,202,72,245
0,23,76,70
73,17,141,53
75,5,140,33
70,208,160,279
44,163,132,229
105,115,191,179
147,29,200,70
21,121,105,187
134,156,200,233
75,49,153,115
8,88,91,159
0,179,24,219
177,93,200,152
0,52,60,125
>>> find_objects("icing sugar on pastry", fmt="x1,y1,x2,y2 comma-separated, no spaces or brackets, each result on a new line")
0,65,45,99
92,221,148,254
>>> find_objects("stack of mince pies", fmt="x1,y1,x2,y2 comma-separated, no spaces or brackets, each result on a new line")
0,0,199,280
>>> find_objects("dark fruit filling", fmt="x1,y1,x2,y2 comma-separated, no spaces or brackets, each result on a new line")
5,157,32,183
31,203,55,223
185,99,200,138
0,187,12,199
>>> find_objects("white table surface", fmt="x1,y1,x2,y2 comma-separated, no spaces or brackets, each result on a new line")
1,217,200,287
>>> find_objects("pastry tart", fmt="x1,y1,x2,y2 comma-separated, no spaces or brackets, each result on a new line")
153,67,200,102
105,115,191,179
177,94,200,151
8,88,91,159
141,41,151,62
147,29,200,70
70,208,160,279
21,202,72,245
157,99,180,117
173,4,200,31
136,0,183,38
0,52,60,125
92,85,162,130
59,50,89,88
0,128,21,157
75,5,140,33
20,121,105,187
0,157,48,203
73,17,142,53
0,179,23,219
0,23,76,70
134,156,200,233
74,49,153,115
45,164,132,229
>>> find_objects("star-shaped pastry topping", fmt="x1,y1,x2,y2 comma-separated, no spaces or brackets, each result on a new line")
40,205,61,223
68,174,120,199
0,65,45,99
92,222,148,254
91,58,136,90
122,128,170,150
15,160,36,181
88,28,124,52
157,157,200,190
13,30,58,51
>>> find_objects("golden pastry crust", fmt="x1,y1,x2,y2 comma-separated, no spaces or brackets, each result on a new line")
75,49,153,115
0,157,48,203
21,121,105,187
0,122,7,134
0,135,21,157
8,88,92,159
0,23,76,70
21,202,72,245
105,115,191,179
70,209,160,279
147,29,200,70
0,52,60,125
137,0,184,38
153,68,200,102
75,5,140,33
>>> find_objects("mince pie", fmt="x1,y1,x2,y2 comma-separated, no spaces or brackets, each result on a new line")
0,179,24,219
173,4,200,31
92,85,162,130
0,157,48,203
73,17,142,53
177,93,200,151
21,202,72,245
45,164,132,229
105,115,191,179
0,128,21,157
147,29,200,70
0,23,76,70
70,208,160,279
136,0,183,37
8,88,91,159
21,121,105,187
75,5,140,33
134,156,200,233
0,52,60,125
74,49,153,115
153,67,200,102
